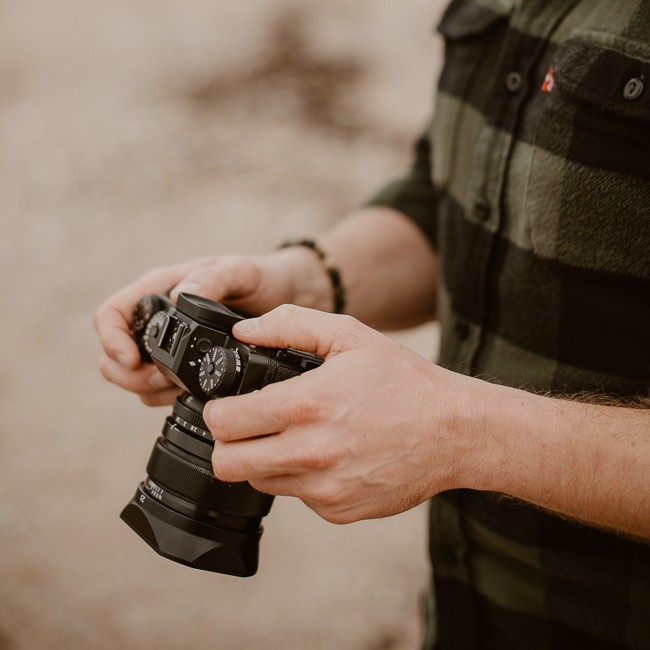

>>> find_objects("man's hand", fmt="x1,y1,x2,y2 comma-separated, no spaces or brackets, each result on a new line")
94,207,441,408
204,305,482,524
205,305,650,538
94,250,333,407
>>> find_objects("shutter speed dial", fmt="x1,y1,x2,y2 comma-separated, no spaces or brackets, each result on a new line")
198,346,240,397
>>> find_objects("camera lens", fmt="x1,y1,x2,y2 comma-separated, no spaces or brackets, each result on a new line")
120,393,274,577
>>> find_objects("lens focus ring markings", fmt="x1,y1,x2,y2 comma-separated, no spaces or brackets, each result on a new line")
172,398,210,434
147,440,221,507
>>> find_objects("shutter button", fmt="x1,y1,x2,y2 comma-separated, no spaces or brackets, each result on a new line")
505,71,523,93
196,337,213,353
473,198,490,222
623,78,644,101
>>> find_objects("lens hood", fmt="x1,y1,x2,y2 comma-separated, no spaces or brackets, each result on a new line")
121,484,263,577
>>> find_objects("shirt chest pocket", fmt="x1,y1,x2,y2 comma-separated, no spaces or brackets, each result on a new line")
523,37,650,279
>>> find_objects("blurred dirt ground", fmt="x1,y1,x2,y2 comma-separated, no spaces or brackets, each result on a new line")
0,0,446,648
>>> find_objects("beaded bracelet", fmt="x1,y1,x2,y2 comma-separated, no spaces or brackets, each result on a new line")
279,239,346,314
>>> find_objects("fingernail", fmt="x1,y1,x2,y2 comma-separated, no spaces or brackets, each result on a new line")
234,318,260,334
149,373,173,389
174,282,203,297
117,353,130,367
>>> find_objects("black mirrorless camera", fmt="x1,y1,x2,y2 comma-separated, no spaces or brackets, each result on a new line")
120,293,322,577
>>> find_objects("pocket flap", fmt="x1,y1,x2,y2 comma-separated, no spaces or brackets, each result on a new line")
553,38,650,123
437,0,505,41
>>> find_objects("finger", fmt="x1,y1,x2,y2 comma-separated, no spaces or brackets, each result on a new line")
94,304,142,370
94,258,215,368
211,433,303,482
249,476,364,525
170,256,262,304
232,304,365,359
203,378,316,442
248,475,342,514
140,387,184,407
98,354,175,394
211,421,338,482
248,474,307,497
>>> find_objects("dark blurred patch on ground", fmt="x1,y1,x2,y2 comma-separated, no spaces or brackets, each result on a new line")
187,9,366,137
0,631,13,650
367,632,402,650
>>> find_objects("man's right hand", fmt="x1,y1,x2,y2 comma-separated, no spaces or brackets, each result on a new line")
93,250,334,406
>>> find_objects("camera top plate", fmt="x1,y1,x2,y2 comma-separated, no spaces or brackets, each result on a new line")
176,293,245,330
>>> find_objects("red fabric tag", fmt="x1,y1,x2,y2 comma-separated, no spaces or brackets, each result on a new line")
541,67,555,93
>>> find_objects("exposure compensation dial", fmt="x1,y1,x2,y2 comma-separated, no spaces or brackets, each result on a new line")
143,311,168,356
198,346,240,397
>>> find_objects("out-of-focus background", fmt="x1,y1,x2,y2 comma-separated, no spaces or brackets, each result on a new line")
0,0,446,648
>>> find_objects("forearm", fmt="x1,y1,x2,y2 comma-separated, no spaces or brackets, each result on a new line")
464,382,650,540
282,206,439,329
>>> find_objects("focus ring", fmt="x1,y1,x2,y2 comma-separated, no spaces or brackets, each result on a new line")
172,398,208,431
147,440,220,508
146,440,273,518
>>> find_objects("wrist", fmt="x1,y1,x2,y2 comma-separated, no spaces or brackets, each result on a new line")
279,239,346,313
417,368,499,495
270,246,335,312
462,382,558,495
436,376,531,495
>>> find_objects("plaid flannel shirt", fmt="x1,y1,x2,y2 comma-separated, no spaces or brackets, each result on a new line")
368,1,650,648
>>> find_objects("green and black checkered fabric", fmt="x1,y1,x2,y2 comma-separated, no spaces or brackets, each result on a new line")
368,1,650,648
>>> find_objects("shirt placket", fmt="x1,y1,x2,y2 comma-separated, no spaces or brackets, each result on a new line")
455,0,580,373
431,2,582,649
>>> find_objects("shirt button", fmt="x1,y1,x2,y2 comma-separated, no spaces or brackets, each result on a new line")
623,78,644,101
453,320,470,341
473,198,490,222
505,71,523,93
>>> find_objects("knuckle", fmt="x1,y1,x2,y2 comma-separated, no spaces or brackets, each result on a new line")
248,478,276,496
122,371,146,394
92,306,103,331
142,265,166,281
140,394,158,407
98,355,112,380
297,444,336,471
220,254,246,270
217,255,259,285
288,391,324,424
337,314,359,330
305,479,346,509
273,303,299,326
224,254,257,275
337,314,364,340
195,259,224,277
317,509,354,526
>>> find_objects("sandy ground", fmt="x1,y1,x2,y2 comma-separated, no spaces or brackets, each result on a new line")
0,1,446,648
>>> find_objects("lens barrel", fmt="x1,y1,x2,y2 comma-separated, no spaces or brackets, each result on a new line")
120,394,274,577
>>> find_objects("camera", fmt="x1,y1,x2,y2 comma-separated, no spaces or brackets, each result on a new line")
120,293,323,577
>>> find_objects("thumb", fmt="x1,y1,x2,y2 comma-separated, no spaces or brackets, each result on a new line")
233,304,362,358
170,257,262,304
